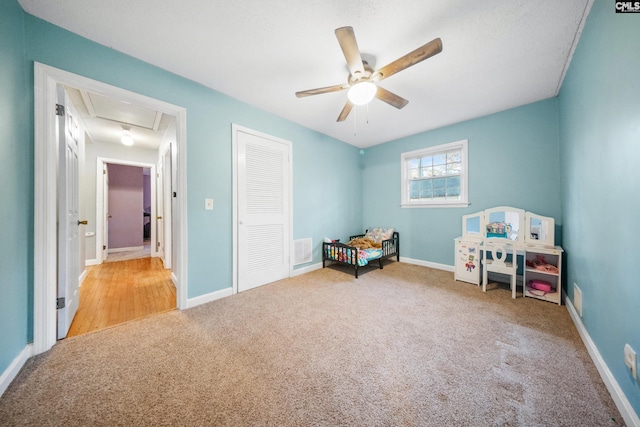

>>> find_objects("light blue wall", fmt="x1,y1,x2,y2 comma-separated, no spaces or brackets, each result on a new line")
0,0,362,377
0,0,32,377
23,14,362,299
361,99,561,266
559,0,640,414
22,14,363,298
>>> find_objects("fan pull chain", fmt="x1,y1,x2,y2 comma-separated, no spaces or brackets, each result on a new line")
353,105,357,135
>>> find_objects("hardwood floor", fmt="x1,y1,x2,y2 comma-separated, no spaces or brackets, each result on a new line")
67,257,176,338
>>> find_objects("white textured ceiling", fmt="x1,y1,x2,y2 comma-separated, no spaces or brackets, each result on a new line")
66,87,171,150
19,0,592,148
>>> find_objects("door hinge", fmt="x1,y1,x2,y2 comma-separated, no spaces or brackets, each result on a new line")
103,245,106,250
55,104,65,116
103,169,106,174
56,297,65,309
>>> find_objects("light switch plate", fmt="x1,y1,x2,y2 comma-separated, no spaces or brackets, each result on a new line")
205,199,214,210
624,343,637,379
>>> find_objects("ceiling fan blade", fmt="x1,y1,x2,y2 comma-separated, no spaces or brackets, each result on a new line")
376,86,409,109
337,100,354,122
374,38,443,81
335,26,365,76
295,84,349,98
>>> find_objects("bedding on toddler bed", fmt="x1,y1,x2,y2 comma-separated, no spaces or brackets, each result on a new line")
343,233,390,266
357,248,383,266
326,246,382,266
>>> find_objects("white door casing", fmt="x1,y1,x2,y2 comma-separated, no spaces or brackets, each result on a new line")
33,62,188,355
56,86,81,339
156,158,164,260
102,162,109,261
233,125,292,293
162,145,172,269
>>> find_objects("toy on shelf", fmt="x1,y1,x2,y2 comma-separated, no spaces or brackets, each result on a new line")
484,207,525,242
486,222,511,238
526,255,559,274
527,279,555,296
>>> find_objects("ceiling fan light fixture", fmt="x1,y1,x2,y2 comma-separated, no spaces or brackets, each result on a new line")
121,127,134,146
347,81,376,105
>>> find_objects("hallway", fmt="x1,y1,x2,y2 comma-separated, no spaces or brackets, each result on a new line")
67,257,176,337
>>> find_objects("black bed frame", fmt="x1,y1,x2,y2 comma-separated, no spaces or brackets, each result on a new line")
321,231,400,278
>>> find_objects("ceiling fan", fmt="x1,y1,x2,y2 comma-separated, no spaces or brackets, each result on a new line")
295,26,443,122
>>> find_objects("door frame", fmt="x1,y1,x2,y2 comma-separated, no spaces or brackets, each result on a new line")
231,124,293,294
96,158,158,263
57,86,82,339
161,144,173,269
33,62,188,355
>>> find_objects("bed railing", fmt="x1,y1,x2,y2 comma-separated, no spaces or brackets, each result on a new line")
322,231,399,278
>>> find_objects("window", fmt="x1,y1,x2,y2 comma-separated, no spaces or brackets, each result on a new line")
401,139,468,208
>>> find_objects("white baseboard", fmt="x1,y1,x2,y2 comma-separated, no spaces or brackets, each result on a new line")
85,258,99,266
0,344,32,398
291,262,322,277
186,287,233,309
108,246,144,253
78,269,88,287
400,257,454,272
399,258,525,287
565,297,640,427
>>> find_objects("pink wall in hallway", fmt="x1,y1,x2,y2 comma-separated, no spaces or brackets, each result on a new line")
108,164,143,249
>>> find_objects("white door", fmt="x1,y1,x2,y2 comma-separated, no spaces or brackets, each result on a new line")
162,146,172,269
57,86,81,339
156,159,165,260
237,129,291,292
102,162,109,261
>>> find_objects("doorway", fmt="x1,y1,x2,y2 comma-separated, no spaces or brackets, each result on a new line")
68,157,172,337
97,161,158,264
65,90,173,338
33,63,188,354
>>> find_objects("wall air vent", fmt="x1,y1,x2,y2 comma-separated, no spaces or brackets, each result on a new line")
293,238,312,266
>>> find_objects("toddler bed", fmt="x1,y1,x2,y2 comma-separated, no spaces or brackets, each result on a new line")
322,228,399,278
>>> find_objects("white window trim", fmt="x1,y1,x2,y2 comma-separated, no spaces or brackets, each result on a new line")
400,139,469,208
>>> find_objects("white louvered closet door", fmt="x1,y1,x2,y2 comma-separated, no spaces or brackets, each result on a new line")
237,130,290,292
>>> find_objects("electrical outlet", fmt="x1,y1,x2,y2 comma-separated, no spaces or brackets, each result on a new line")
573,283,583,317
205,199,214,210
624,343,637,379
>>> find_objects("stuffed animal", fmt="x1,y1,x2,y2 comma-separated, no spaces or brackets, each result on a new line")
346,237,381,249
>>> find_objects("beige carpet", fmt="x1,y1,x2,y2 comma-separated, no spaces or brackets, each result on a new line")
0,262,624,426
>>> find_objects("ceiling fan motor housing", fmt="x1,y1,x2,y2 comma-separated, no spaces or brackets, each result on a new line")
348,61,375,85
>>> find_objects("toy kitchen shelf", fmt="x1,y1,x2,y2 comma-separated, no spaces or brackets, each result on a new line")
524,245,563,305
455,207,563,305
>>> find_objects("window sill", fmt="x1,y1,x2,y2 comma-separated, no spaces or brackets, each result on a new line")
401,202,470,209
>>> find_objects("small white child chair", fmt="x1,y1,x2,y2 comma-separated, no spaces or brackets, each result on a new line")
482,241,518,298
